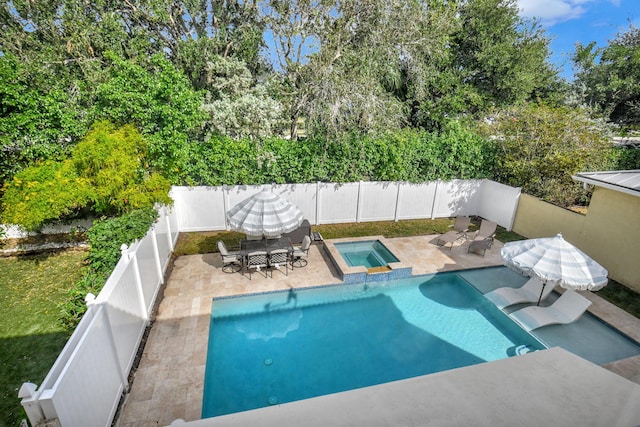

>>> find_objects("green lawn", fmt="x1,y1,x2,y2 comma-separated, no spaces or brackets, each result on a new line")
0,250,86,427
174,217,523,254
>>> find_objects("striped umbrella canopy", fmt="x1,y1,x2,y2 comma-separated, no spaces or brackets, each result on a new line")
226,188,304,237
501,233,608,304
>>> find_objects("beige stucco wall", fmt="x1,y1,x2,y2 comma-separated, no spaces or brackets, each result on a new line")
512,190,640,293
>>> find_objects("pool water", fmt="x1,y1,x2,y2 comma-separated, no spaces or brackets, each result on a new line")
202,271,545,417
456,267,640,366
335,240,400,268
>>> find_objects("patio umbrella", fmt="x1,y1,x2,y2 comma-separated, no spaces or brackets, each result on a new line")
226,188,304,237
501,233,608,305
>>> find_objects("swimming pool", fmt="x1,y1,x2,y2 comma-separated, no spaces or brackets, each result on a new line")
334,240,400,268
202,271,546,418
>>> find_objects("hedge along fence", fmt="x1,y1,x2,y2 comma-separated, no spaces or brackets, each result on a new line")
178,124,497,186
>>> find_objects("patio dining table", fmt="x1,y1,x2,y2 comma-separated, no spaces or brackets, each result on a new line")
239,236,293,254
238,237,293,276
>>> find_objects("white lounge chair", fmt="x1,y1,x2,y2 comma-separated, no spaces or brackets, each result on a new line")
509,289,592,331
484,277,555,309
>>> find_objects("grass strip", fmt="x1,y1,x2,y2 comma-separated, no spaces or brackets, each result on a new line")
0,250,86,427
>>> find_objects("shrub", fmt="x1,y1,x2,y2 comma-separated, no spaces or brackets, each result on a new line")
1,121,172,230
0,160,94,230
181,123,495,185
60,208,159,330
476,103,613,207
72,121,173,214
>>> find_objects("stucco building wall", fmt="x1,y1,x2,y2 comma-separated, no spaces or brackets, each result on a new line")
512,189,640,293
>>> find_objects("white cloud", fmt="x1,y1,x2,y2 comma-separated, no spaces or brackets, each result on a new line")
517,0,593,26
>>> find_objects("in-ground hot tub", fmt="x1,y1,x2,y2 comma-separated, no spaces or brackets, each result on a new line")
323,236,412,283
335,240,400,268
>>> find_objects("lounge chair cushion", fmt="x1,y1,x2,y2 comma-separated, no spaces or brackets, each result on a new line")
485,277,554,309
509,290,592,331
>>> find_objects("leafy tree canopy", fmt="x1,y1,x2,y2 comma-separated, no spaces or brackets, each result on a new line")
0,54,89,187
573,24,640,126
93,52,206,178
476,103,614,207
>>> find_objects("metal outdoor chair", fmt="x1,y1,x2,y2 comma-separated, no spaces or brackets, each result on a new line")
217,241,242,273
291,235,311,268
245,251,268,279
269,249,289,276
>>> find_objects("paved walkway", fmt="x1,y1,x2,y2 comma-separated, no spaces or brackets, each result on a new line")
115,235,640,427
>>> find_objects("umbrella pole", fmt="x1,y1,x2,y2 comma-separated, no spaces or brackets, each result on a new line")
536,283,546,306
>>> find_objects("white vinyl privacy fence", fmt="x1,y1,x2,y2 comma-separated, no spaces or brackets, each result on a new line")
171,179,520,232
19,206,178,427
19,179,519,427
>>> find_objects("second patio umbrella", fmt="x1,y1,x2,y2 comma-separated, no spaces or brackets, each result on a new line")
501,233,608,305
226,188,304,237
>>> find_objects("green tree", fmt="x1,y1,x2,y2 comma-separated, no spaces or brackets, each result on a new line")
201,56,287,139
573,25,640,126
93,53,206,179
263,0,460,138
476,103,613,207
408,0,559,131
0,54,89,188
119,0,266,88
0,0,265,88
263,0,558,137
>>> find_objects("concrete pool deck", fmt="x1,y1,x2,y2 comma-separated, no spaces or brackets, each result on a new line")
114,235,640,427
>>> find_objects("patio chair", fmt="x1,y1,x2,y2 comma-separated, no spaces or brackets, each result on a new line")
484,277,555,309
466,219,497,256
471,219,497,242
467,237,493,256
291,235,311,268
246,251,269,279
269,249,289,277
436,216,471,249
508,289,592,331
217,241,242,273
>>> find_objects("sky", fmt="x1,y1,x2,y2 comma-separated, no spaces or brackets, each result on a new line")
517,0,640,80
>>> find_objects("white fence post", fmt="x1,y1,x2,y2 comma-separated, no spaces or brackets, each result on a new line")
165,211,173,252
315,181,321,225
430,180,440,219
394,182,402,222
18,382,45,426
151,227,164,286
223,186,230,231
356,181,363,223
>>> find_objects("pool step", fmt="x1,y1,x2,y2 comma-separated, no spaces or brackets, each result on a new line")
368,266,392,274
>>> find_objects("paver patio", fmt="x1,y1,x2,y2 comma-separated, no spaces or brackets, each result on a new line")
115,235,640,427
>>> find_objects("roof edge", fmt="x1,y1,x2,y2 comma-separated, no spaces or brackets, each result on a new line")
573,172,640,198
